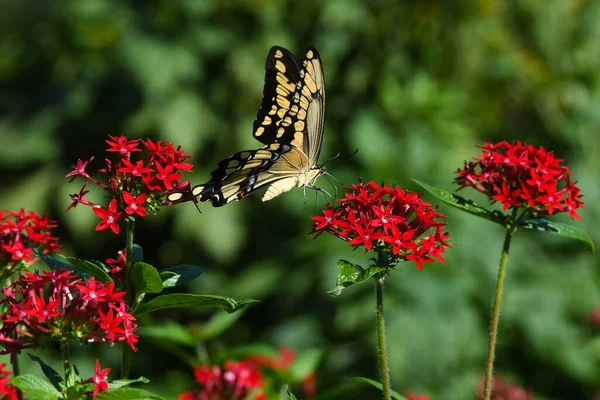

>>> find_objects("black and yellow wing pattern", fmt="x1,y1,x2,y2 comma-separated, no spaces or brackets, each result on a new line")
167,46,326,207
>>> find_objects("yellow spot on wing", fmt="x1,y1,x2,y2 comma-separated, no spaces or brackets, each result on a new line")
275,60,286,73
255,127,264,137
262,116,272,125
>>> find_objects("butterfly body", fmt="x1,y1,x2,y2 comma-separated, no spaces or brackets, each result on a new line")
167,46,326,207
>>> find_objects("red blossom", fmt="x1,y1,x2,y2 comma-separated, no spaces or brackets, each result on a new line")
93,199,122,234
66,134,194,234
88,360,110,398
404,394,431,400
312,181,450,270
105,248,127,281
0,362,17,400
0,270,138,361
455,141,584,219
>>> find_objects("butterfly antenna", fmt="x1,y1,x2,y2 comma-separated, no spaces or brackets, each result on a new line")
323,173,339,198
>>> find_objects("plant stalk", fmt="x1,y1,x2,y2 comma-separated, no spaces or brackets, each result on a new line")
60,339,71,389
483,209,518,399
375,275,391,400
12,355,23,400
121,218,135,379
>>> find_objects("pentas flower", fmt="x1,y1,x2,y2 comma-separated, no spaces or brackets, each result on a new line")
179,361,267,400
84,360,110,398
0,270,138,361
105,248,127,282
455,141,584,220
0,362,17,400
0,209,62,275
66,134,194,235
476,375,533,400
312,181,450,270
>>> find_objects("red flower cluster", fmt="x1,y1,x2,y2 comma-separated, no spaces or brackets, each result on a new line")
0,363,17,400
179,361,267,400
66,134,193,234
0,270,138,360
404,394,431,400
0,209,61,267
455,141,584,220
312,181,450,270
476,375,533,400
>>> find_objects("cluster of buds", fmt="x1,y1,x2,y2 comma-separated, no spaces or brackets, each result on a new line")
0,270,138,360
312,181,450,270
455,141,584,220
66,134,193,234
0,209,61,275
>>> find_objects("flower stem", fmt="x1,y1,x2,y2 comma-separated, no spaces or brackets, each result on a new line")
60,339,71,388
375,275,392,400
121,217,135,379
483,209,518,400
12,356,23,400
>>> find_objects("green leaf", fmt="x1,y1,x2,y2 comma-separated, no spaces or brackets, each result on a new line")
518,218,595,254
197,309,246,340
138,321,197,346
328,260,387,296
289,349,323,382
160,264,205,288
285,384,298,400
33,248,83,275
135,294,258,315
95,388,163,400
412,179,510,227
131,244,144,263
67,257,112,283
351,377,407,400
108,377,150,390
10,375,61,400
131,262,163,296
26,354,63,390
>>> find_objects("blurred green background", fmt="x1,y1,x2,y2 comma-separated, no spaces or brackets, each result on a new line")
1,0,599,399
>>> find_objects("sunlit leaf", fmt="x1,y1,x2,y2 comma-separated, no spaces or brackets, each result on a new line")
160,264,205,288
135,294,258,315
518,218,594,254
10,375,61,400
131,262,163,296
67,257,112,283
26,354,62,391
107,376,150,390
95,388,163,400
328,260,387,296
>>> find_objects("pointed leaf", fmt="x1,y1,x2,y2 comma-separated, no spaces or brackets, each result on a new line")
33,248,84,276
95,388,163,400
412,179,510,227
135,294,258,315
108,377,149,390
67,257,112,283
131,262,163,296
131,244,144,263
351,377,407,400
10,375,61,400
285,385,298,400
518,218,595,254
160,264,205,288
328,260,386,296
26,354,62,390
197,309,246,341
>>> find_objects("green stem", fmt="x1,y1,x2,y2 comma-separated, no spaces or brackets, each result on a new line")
60,339,71,393
483,208,518,400
375,274,391,400
121,218,135,379
12,356,23,400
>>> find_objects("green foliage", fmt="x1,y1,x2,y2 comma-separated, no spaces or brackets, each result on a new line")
134,294,258,315
27,354,63,391
95,388,163,400
351,377,407,400
328,260,387,296
10,375,61,400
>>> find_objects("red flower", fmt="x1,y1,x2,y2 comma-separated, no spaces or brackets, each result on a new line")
312,181,450,270
404,394,431,400
106,134,141,159
105,249,127,281
93,199,122,234
123,192,148,217
118,159,153,177
89,360,110,397
0,362,17,400
65,157,94,182
154,163,183,190
0,270,137,360
456,141,583,219
66,183,91,211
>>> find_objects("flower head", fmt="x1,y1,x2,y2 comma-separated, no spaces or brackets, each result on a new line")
0,362,17,400
87,360,110,398
312,181,450,270
0,270,138,361
455,141,584,220
66,134,194,235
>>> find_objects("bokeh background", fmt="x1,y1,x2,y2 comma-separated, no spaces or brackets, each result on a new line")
1,1,599,399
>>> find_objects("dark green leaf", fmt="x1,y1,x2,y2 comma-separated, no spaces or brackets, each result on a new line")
131,245,144,263
135,294,258,315
328,260,387,296
33,248,82,275
108,377,149,390
67,257,112,283
131,262,163,296
138,321,197,346
10,375,61,400
412,179,510,227
351,377,407,400
26,354,63,390
95,388,163,400
518,218,595,254
160,264,205,288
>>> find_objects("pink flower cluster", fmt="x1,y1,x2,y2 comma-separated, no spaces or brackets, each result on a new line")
312,181,450,270
455,141,584,220
0,270,138,360
0,209,61,266
66,134,193,234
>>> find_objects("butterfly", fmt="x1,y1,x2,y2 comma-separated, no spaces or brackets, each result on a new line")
167,46,326,206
